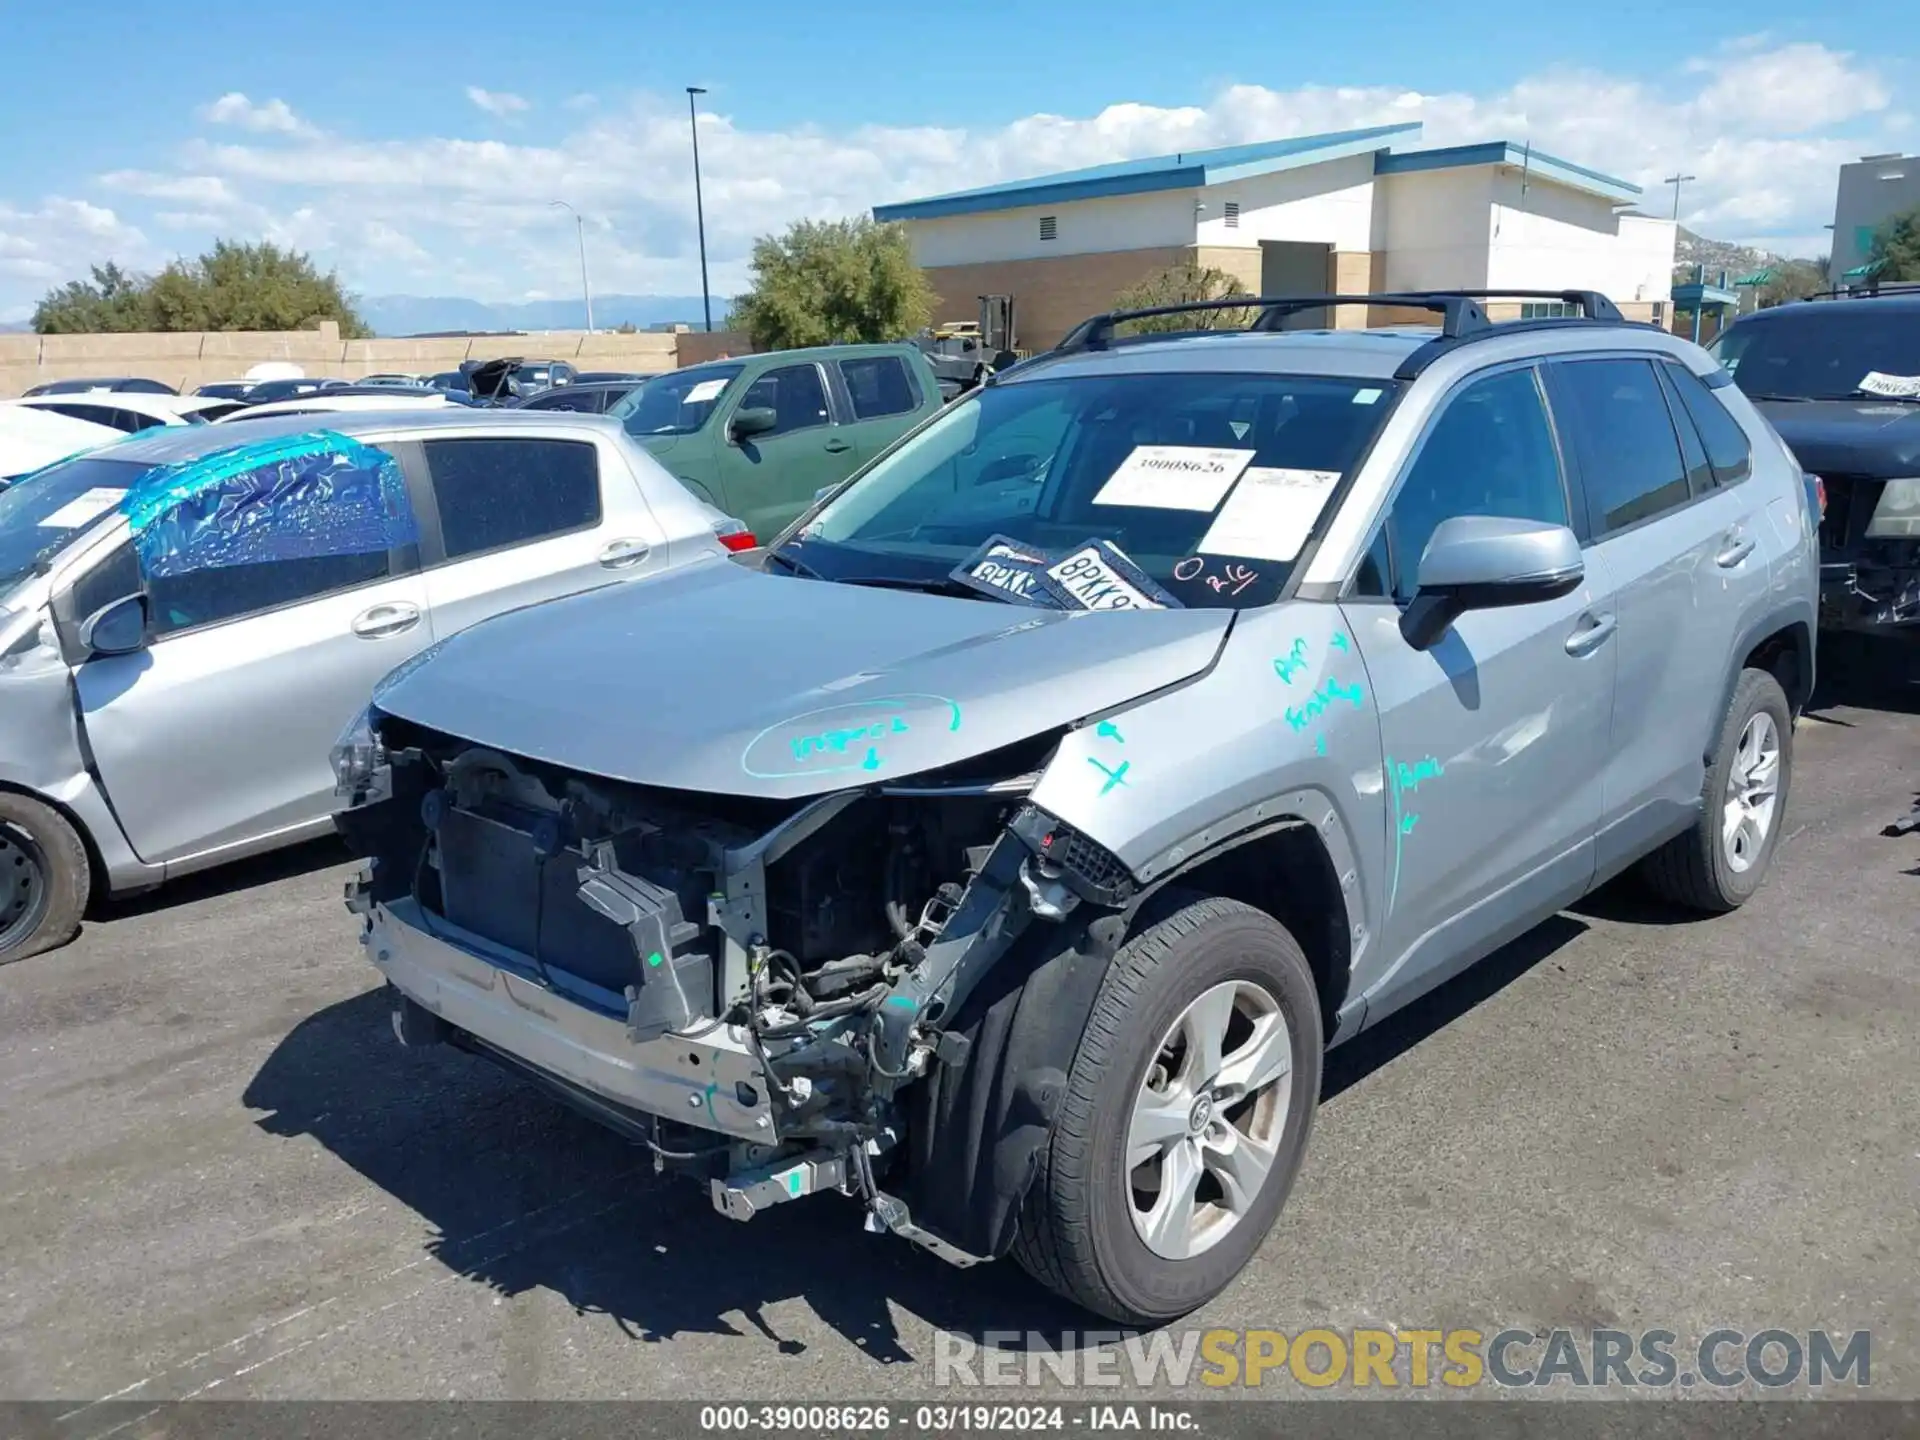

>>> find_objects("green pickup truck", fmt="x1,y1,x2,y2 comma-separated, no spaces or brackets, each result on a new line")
608,343,944,542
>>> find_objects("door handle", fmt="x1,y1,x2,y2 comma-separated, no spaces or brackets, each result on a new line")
1564,612,1616,656
823,439,854,454
1716,531,1757,567
351,602,422,639
598,538,651,569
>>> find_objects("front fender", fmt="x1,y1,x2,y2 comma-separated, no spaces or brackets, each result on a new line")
1028,603,1388,984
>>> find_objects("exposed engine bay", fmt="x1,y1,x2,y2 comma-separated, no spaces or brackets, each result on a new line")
338,714,1122,1262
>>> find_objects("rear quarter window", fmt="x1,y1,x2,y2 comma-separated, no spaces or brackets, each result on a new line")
1663,361,1752,486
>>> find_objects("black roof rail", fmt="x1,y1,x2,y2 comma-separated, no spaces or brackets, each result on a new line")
1051,292,1491,356
1790,285,1920,303
1407,288,1624,321
1387,289,1660,379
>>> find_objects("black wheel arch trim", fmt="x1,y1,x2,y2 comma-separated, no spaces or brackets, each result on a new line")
1714,600,1815,758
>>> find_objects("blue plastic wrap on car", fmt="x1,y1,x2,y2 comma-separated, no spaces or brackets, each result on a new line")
122,430,416,579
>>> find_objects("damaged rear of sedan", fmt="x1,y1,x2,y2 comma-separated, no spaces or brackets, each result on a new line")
340,293,1814,1322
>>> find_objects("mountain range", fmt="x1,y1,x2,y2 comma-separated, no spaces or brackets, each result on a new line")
356,293,720,337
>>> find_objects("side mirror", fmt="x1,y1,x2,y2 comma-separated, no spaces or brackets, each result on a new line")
729,407,779,443
1400,515,1583,650
79,594,147,657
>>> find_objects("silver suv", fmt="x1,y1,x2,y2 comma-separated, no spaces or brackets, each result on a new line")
338,290,1818,1324
0,409,736,963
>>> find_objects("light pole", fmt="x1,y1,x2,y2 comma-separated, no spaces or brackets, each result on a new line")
550,199,594,333
1663,172,1696,223
687,86,713,332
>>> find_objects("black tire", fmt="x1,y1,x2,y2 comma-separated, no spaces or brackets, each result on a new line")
1640,667,1793,913
0,792,90,965
1011,892,1323,1324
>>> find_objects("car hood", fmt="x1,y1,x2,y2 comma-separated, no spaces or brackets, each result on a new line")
1755,399,1920,477
373,558,1233,799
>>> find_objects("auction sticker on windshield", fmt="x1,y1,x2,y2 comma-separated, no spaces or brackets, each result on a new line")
682,377,728,404
1042,539,1179,611
1093,445,1253,510
1858,370,1920,399
37,488,128,529
1198,467,1340,562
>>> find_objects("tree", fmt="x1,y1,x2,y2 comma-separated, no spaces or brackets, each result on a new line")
32,240,370,335
1868,206,1920,283
729,218,933,350
1110,258,1256,333
30,262,152,333
1754,257,1829,308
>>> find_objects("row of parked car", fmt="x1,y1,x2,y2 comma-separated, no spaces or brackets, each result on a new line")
0,285,1909,1329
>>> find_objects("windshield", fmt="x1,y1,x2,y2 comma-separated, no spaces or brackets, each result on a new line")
610,364,745,437
0,454,151,597
786,370,1394,609
1711,307,1920,400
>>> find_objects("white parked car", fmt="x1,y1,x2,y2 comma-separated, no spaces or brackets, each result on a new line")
0,407,120,488
214,393,455,424
5,392,216,434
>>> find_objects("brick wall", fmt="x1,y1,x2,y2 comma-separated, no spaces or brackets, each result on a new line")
919,246,1193,351
0,322,679,397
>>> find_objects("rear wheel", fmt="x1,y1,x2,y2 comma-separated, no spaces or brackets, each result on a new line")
0,793,90,965
1011,893,1322,1324
1641,667,1792,912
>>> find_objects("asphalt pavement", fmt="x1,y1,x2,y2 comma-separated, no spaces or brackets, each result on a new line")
2,653,1916,1417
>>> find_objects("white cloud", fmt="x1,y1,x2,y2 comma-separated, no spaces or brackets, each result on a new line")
466,86,531,118
100,171,240,207
198,92,317,137
0,198,150,287
4,42,1908,314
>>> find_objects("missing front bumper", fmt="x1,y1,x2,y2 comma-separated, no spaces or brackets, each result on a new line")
362,894,777,1141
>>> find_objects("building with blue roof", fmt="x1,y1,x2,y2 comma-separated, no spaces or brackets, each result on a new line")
872,122,1676,349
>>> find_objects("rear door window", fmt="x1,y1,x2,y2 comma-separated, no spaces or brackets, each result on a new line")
423,437,603,560
838,356,920,419
1663,362,1753,487
1545,358,1692,536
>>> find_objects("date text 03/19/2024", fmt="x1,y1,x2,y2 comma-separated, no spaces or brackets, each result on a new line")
697,1403,1199,1431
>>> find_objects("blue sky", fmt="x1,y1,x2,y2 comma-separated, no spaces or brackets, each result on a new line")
2,0,1915,320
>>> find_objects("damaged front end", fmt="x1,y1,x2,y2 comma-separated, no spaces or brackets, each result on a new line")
1816,475,1920,633
335,710,1131,1264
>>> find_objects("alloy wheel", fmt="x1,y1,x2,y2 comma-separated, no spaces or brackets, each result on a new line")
1126,979,1293,1260
1722,711,1781,874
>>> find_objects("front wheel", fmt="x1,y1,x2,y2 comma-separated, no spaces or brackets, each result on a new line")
0,792,91,965
1011,893,1323,1324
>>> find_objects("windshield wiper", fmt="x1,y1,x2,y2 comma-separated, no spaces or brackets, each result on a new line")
840,575,995,600
763,547,824,579
1850,388,1920,404
1743,392,1815,403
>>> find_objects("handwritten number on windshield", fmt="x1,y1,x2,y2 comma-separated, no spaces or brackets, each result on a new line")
1173,555,1260,595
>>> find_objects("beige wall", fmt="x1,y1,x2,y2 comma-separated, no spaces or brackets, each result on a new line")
920,246,1193,351
675,330,756,368
921,245,1405,349
0,321,679,397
